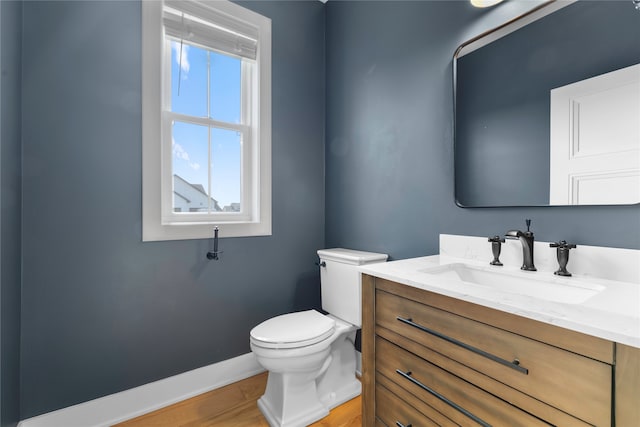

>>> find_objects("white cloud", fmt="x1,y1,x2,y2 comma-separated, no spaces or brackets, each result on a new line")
172,139,190,161
173,138,201,171
172,42,190,77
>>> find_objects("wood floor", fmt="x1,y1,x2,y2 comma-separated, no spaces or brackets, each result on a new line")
114,372,361,426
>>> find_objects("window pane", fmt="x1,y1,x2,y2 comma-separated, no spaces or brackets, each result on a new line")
211,128,241,212
172,121,212,213
210,52,241,123
171,41,207,117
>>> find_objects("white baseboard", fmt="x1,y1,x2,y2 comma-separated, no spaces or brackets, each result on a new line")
18,353,265,427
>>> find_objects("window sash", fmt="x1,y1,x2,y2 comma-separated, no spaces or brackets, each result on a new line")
160,38,255,225
165,111,248,133
161,115,252,224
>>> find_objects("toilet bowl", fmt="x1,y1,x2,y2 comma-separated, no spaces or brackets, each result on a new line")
250,248,388,427
250,311,358,427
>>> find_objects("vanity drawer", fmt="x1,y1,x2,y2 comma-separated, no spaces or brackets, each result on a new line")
376,336,550,427
376,383,440,427
376,290,612,426
377,373,459,427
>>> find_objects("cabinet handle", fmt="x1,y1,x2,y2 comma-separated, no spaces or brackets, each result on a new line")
396,369,492,427
395,422,412,427
396,316,528,375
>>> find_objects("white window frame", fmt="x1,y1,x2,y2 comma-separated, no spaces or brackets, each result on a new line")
142,0,271,241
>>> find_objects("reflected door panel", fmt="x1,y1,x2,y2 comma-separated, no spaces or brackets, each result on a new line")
550,63,640,205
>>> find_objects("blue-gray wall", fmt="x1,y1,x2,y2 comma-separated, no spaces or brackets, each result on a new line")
1,1,23,426
19,0,325,417
325,0,640,260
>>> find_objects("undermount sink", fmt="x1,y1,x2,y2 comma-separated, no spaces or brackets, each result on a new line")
420,263,606,304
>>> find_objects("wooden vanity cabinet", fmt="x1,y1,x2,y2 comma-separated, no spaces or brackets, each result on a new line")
616,344,640,426
362,274,640,427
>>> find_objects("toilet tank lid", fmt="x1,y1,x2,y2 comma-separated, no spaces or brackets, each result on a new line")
317,248,388,265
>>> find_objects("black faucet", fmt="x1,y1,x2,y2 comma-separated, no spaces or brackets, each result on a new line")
506,219,536,271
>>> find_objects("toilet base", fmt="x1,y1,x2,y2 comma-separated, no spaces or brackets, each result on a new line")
257,369,329,427
316,323,361,410
258,395,328,427
319,377,361,411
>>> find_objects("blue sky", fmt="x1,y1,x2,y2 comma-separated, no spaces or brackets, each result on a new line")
170,41,242,209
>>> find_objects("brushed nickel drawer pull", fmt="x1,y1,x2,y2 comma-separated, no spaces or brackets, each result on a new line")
397,316,528,375
396,369,491,427
395,422,412,427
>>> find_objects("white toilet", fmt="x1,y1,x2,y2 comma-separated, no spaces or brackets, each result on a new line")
250,248,388,427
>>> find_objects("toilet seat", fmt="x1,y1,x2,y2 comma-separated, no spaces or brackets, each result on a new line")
250,310,335,349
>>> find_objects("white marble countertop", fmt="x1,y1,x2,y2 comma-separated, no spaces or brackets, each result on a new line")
360,254,640,349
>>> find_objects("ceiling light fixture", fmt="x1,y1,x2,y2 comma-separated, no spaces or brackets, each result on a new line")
470,0,504,8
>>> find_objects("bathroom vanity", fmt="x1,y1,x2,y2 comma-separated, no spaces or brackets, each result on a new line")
360,235,640,426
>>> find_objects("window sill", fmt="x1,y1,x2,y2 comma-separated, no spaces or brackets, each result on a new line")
142,219,271,241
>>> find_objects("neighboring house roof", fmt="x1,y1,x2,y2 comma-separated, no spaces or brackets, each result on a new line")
192,183,207,194
222,202,241,212
173,174,221,211
174,191,191,203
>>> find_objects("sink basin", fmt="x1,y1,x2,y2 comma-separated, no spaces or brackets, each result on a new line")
420,263,606,304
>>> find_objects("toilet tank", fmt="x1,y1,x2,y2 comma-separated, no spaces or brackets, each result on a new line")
317,248,388,327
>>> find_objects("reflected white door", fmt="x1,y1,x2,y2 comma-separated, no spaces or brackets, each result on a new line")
550,63,640,205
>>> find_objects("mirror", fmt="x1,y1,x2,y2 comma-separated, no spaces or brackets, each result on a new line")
454,0,640,207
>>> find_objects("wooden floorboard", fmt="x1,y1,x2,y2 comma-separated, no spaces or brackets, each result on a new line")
114,372,361,426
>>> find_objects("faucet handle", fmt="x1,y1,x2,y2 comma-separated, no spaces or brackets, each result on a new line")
550,241,576,276
550,240,577,249
525,218,532,232
488,235,505,266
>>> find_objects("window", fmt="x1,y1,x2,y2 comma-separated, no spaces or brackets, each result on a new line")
142,0,271,241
